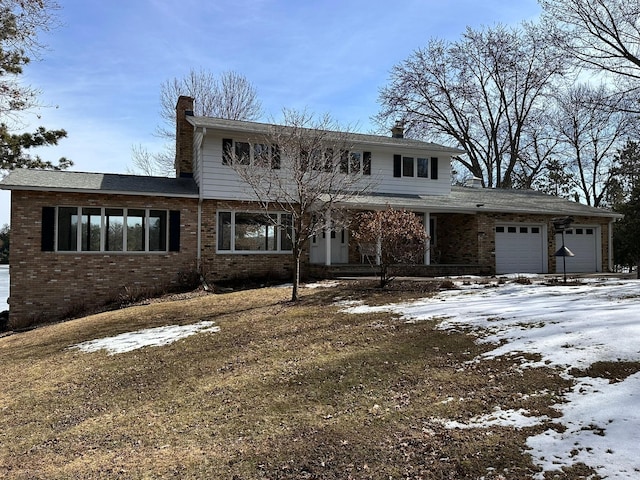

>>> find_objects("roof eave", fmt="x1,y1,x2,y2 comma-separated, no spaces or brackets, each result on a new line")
0,184,200,198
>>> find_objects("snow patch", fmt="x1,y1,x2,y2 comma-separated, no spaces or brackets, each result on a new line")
343,278,640,478
70,321,220,355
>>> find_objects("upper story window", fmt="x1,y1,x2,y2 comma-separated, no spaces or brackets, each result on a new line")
222,138,369,175
43,206,179,253
394,155,439,179
339,150,372,175
223,138,281,169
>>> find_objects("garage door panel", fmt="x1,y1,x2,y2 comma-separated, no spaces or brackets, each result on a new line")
555,227,598,273
495,225,545,274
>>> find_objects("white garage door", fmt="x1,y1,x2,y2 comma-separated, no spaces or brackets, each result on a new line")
495,224,545,274
555,227,599,273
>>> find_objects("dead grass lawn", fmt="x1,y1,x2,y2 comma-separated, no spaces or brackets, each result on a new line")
0,280,584,479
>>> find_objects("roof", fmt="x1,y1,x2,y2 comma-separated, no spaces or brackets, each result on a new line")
0,170,199,198
1,170,620,219
186,115,466,155
334,186,622,219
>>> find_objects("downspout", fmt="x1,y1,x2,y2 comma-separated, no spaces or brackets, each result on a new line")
196,128,206,272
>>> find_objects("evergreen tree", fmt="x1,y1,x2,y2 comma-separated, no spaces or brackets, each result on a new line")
0,1,70,172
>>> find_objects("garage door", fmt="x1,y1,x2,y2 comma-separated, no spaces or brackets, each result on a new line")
555,227,599,273
495,224,545,274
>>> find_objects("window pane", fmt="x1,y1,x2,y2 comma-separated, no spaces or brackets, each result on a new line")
281,214,293,251
218,212,231,250
339,150,349,173
57,207,78,251
271,144,281,169
81,207,101,251
235,213,276,251
350,152,361,174
105,208,124,251
363,151,371,175
235,141,250,165
254,143,270,167
149,210,167,251
127,209,145,251
417,158,428,178
403,157,414,177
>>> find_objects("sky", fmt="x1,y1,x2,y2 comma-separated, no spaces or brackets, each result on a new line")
0,0,542,226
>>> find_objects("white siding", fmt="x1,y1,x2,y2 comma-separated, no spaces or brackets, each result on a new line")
196,131,453,200
193,131,203,186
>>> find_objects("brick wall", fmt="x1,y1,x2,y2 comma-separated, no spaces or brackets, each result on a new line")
175,96,194,177
8,191,199,329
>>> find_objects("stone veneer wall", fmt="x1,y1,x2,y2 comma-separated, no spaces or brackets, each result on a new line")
8,191,199,329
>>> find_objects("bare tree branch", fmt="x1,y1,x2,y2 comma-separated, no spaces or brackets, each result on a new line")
228,109,376,301
376,23,566,188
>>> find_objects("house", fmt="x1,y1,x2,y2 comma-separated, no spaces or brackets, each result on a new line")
0,96,622,328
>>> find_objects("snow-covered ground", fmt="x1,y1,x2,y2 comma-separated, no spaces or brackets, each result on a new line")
70,321,220,355
0,265,8,311
344,277,640,479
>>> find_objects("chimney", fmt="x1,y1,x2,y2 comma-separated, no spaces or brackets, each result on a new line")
464,177,483,189
391,121,404,139
175,95,195,178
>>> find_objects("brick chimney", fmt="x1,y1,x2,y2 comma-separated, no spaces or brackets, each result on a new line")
175,95,195,178
391,120,404,139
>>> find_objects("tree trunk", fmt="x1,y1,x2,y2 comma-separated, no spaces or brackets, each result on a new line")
291,248,301,302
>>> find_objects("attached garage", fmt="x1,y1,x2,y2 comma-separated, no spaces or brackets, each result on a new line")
495,224,547,274
555,227,600,273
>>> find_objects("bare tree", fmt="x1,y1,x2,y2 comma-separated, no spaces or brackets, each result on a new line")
551,84,632,207
377,23,566,188
540,0,640,81
352,208,428,288
129,69,262,176
228,109,375,301
157,69,262,139
127,144,174,177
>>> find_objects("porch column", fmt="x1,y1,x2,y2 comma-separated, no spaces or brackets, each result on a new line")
324,209,332,266
425,212,431,265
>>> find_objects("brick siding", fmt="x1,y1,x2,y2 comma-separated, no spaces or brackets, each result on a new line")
8,191,199,329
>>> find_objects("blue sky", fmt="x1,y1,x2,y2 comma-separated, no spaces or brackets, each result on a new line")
0,0,542,226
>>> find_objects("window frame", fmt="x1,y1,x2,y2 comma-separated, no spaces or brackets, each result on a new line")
223,138,281,169
394,154,438,179
54,207,171,253
216,210,294,254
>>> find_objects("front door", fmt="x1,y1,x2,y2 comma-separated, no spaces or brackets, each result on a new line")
309,228,348,264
